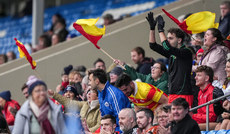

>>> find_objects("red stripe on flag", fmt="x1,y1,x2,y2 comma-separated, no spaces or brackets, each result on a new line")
73,23,102,49
14,38,36,69
162,9,192,34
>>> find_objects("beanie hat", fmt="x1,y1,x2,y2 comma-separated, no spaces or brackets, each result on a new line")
64,85,78,97
28,80,47,95
110,67,123,76
0,90,11,101
26,75,39,87
62,65,73,75
196,48,204,57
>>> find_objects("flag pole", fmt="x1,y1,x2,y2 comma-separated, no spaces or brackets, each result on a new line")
100,48,126,70
33,69,42,80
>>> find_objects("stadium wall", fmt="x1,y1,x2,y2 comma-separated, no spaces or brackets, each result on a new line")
0,0,224,104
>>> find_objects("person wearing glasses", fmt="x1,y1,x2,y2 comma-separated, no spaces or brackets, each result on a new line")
114,60,168,94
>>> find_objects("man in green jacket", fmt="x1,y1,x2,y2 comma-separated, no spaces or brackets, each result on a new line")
114,60,168,94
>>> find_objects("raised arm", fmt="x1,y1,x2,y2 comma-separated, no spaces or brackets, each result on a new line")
156,15,167,42
147,13,170,58
113,59,150,81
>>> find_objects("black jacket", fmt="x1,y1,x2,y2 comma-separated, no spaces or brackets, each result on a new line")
150,40,193,95
171,114,201,134
219,13,230,38
136,57,155,75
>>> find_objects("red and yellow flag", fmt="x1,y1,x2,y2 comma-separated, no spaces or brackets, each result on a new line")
73,18,105,49
14,38,36,69
162,9,219,34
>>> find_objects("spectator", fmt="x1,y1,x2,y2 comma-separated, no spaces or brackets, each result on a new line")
146,12,193,106
18,0,32,17
62,85,79,100
131,46,155,75
136,108,157,134
103,14,116,26
50,14,63,33
219,1,230,38
81,75,89,91
223,58,230,93
214,58,230,130
109,66,123,85
6,51,16,61
0,90,20,126
118,108,138,134
192,66,217,124
215,99,230,130
48,87,100,133
170,98,201,134
115,74,168,111
100,115,119,134
0,54,7,65
88,69,131,132
68,70,83,98
0,106,10,134
74,65,86,77
201,28,229,85
114,59,168,94
94,58,106,71
155,105,174,134
192,48,204,72
53,18,69,42
13,80,66,134
190,32,204,52
52,33,61,46
21,83,29,99
35,34,51,51
57,65,73,95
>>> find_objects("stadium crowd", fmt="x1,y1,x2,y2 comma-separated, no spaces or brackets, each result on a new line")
1,1,230,134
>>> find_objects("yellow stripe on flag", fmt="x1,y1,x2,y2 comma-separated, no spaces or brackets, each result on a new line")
185,11,219,34
76,18,105,36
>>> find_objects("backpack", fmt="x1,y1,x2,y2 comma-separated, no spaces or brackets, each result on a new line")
213,87,225,116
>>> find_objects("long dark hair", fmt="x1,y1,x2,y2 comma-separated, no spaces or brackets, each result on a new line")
208,28,225,46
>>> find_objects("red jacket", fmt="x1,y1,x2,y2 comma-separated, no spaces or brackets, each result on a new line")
192,83,217,123
2,99,20,125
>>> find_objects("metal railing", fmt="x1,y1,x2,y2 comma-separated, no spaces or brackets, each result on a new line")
189,93,230,131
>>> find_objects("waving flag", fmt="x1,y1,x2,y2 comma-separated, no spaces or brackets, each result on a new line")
162,9,219,34
14,38,36,69
73,18,105,49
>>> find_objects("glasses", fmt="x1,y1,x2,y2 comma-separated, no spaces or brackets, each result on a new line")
151,66,160,70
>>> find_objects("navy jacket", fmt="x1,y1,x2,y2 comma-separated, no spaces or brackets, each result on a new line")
219,13,230,38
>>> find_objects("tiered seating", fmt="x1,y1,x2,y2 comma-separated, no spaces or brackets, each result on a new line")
201,129,230,134
0,0,177,58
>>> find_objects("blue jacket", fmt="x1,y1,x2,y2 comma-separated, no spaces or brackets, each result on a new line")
98,81,131,132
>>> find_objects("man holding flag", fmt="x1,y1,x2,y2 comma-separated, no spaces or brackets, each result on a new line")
146,12,194,106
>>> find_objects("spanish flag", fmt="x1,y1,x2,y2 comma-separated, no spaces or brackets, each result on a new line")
14,38,36,69
162,9,219,34
73,18,105,49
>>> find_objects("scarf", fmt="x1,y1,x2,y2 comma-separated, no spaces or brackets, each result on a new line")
30,99,55,134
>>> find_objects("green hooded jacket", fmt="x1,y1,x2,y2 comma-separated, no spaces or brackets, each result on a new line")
124,64,168,94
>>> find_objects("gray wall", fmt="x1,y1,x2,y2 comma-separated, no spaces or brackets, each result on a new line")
0,0,224,104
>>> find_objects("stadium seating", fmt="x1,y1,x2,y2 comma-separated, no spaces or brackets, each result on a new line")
201,129,230,134
0,0,177,58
